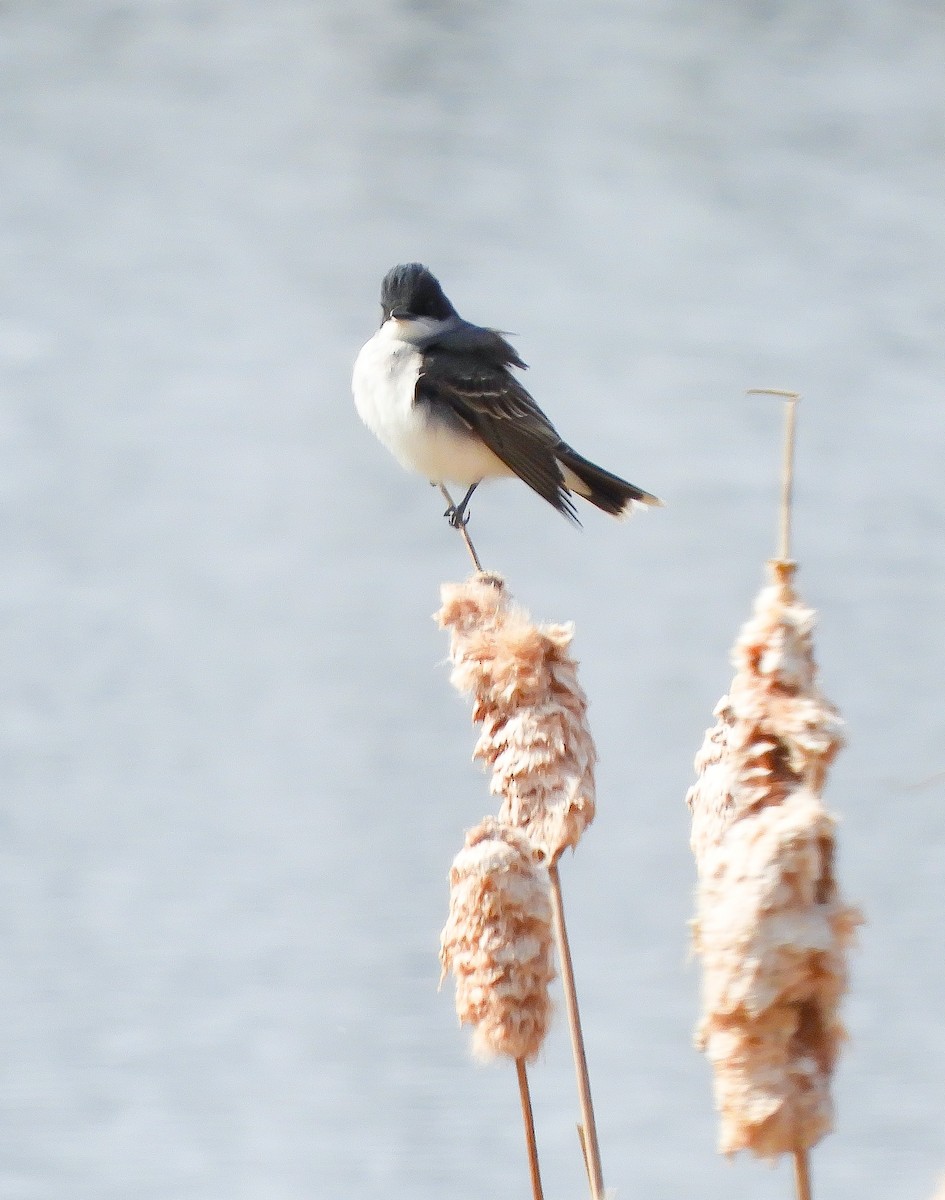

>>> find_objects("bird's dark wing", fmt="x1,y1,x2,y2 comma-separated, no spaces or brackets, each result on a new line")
424,320,528,370
416,346,578,520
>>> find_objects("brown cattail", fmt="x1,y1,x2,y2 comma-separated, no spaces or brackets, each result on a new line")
687,560,862,1160
688,560,845,863
436,574,596,862
440,817,555,1062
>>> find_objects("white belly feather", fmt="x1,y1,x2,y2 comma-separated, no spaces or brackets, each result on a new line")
352,325,511,487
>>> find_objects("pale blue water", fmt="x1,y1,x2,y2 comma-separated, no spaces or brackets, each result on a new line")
1,2,943,1197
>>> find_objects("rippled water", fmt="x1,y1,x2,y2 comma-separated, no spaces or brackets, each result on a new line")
2,2,944,1196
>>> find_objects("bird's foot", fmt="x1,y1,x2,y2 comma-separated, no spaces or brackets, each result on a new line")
442,482,478,529
444,502,471,530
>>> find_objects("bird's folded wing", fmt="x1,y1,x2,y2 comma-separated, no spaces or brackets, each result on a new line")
416,350,577,519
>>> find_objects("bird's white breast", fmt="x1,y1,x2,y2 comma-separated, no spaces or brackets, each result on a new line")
352,322,424,466
352,320,510,486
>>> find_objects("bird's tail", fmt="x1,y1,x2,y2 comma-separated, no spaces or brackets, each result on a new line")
556,446,662,518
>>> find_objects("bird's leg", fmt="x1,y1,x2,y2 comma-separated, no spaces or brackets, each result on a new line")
437,483,484,572
439,486,468,527
443,482,478,529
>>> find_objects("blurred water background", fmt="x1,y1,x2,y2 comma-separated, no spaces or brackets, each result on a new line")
1,1,944,1197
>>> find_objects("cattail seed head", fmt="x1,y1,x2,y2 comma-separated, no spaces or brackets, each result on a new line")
688,562,845,864
687,562,862,1160
437,574,596,862
440,817,555,1062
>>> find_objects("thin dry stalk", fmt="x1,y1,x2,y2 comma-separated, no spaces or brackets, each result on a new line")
549,861,605,1200
747,388,800,562
793,1148,812,1200
516,1057,545,1200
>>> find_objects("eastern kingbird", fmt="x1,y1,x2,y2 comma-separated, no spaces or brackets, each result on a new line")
352,263,661,525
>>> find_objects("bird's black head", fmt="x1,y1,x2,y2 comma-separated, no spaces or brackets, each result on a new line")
380,263,457,323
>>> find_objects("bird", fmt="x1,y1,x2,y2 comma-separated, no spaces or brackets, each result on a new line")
352,262,661,527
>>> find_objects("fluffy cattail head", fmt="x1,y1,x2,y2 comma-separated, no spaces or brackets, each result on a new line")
688,560,845,864
437,574,596,861
692,788,861,1157
440,817,555,1062
687,561,862,1160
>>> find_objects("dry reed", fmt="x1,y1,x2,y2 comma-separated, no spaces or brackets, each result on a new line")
438,571,609,1200
687,394,863,1179
437,572,607,1198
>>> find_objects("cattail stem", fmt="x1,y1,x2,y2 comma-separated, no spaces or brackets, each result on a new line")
793,1148,813,1200
779,396,798,563
747,389,800,563
576,1123,592,1190
516,1058,545,1200
438,484,484,571
548,861,605,1200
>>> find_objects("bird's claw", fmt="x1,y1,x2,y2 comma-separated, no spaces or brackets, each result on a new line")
444,504,471,530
